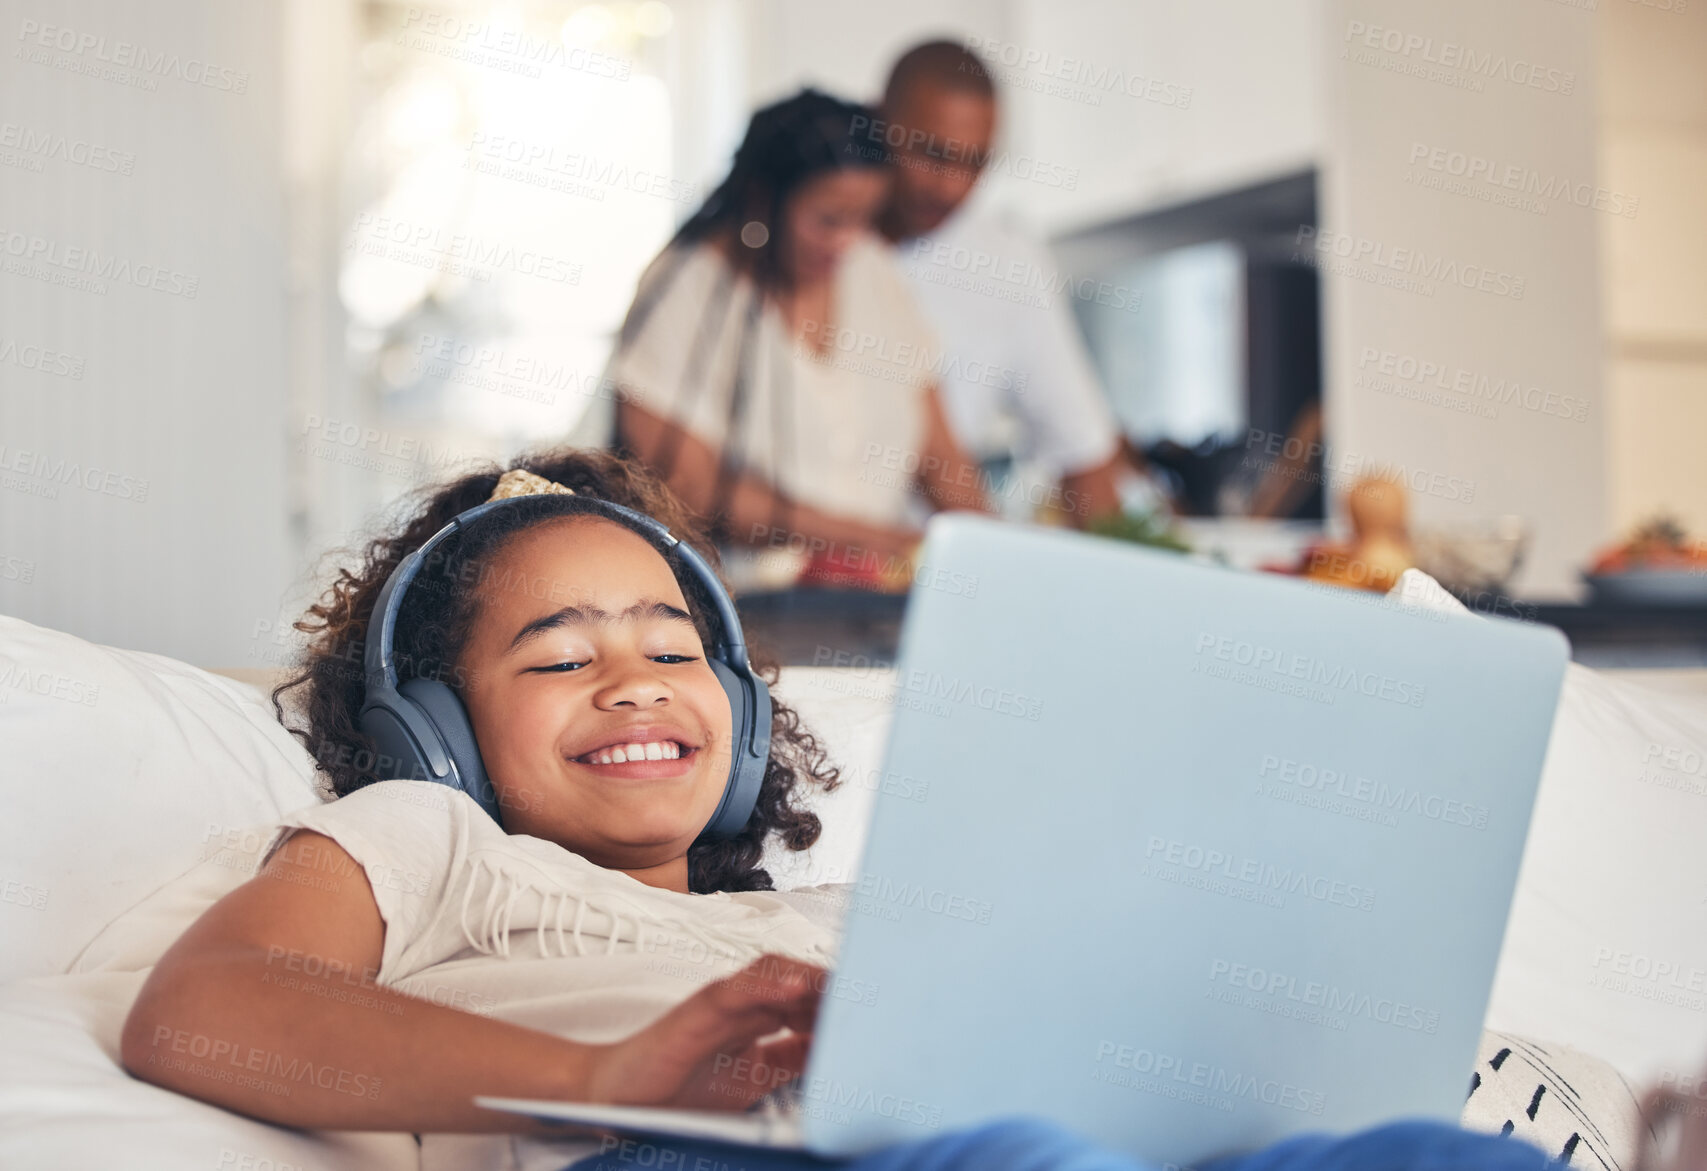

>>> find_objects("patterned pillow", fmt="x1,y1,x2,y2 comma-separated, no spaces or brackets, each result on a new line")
1462,1030,1644,1168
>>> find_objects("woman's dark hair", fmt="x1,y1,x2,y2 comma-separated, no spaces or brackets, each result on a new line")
668,86,885,292
271,446,842,894
609,87,886,535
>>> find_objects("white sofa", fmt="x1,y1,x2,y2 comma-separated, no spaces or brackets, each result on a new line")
3,597,1706,1169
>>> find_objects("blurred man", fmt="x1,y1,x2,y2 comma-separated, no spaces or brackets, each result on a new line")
874,40,1150,528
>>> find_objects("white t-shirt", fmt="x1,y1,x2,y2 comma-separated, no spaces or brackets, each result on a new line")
605,235,939,530
892,207,1122,478
76,781,852,1171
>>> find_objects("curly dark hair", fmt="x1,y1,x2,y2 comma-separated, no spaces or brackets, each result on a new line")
270,446,841,894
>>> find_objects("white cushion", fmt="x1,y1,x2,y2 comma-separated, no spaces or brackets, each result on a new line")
1385,572,1707,1085
1485,661,1707,1084
762,667,895,890
1459,1029,1642,1166
0,614,323,982
0,969,418,1171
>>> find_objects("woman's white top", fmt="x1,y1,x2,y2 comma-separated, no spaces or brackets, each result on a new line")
605,235,939,530
78,780,852,1171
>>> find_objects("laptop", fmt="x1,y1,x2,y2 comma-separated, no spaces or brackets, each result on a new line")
478,513,1569,1167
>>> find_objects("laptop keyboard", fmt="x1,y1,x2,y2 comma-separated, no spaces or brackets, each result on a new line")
747,1074,804,1117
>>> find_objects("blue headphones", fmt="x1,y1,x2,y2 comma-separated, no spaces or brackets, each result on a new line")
358,491,771,843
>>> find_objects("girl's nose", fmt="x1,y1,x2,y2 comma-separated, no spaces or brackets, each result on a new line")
594,659,673,709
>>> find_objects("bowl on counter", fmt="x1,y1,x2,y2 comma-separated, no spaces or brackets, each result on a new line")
1584,568,1707,606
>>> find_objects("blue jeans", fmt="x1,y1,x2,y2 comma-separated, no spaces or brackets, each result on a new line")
565,1116,1564,1171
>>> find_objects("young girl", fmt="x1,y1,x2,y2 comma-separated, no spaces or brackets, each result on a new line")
119,448,1562,1171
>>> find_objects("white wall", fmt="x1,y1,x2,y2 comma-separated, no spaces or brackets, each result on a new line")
734,0,1325,234
739,0,1007,106
1320,0,1606,597
0,0,294,663
1598,0,1707,535
998,0,1324,232
277,0,362,643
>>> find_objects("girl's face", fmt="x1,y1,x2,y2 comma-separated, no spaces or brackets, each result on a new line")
780,167,890,285
455,516,736,878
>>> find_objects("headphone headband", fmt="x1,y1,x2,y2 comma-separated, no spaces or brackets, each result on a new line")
364,494,753,694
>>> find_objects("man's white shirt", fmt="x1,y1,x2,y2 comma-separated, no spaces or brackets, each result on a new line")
891,205,1122,479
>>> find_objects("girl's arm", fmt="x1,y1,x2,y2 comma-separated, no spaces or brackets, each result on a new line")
120,830,821,1133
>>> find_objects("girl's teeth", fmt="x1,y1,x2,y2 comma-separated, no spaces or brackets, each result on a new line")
587,741,683,764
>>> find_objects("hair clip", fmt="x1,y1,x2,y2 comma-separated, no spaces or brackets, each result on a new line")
487,468,577,503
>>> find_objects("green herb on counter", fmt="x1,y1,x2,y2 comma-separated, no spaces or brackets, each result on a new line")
1087,511,1193,553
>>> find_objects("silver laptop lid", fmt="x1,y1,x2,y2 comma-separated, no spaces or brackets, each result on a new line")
801,514,1568,1165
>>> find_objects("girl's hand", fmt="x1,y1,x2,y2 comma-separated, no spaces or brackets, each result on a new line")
1633,1070,1707,1171
585,954,824,1111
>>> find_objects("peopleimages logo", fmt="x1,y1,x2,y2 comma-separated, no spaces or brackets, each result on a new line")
396,8,631,80
0,658,101,706
412,333,625,406
800,319,1030,394
1092,1041,1327,1115
844,114,1081,191
1355,346,1588,423
1407,142,1639,219
1207,959,1441,1034
0,336,86,380
0,122,136,175
145,1027,381,1100
1341,21,1576,95
1242,428,1477,506
0,445,150,503
895,667,1042,721
1590,947,1707,993
0,877,48,911
855,874,994,924
1144,837,1377,913
0,228,200,298
799,1076,943,1129
15,19,251,93
463,132,700,205
1642,742,1707,779
905,237,1145,314
1295,226,1525,300
1194,633,1428,709
963,35,1194,109
1258,755,1490,830
347,214,581,285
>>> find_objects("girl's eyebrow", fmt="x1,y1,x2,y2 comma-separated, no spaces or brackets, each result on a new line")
504,598,694,655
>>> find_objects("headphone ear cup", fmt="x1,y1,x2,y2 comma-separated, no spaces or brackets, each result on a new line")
357,695,438,787
698,657,772,842
396,677,501,825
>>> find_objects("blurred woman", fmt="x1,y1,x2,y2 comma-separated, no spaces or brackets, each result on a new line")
603,88,991,583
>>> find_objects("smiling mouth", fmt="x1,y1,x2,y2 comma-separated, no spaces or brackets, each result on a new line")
573,740,694,766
